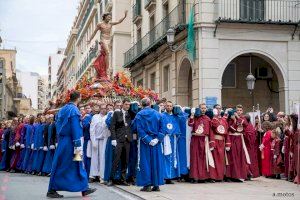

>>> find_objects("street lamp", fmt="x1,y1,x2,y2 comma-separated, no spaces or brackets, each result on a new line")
166,27,185,52
245,54,256,93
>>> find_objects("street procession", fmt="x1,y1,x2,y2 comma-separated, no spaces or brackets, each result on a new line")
0,0,300,200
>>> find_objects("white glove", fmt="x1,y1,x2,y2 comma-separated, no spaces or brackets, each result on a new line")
55,143,58,148
225,147,230,151
31,144,34,150
149,138,159,146
273,155,277,159
259,144,264,151
191,108,196,115
74,146,83,155
39,146,43,150
43,146,48,151
12,145,16,150
111,140,117,147
49,145,55,150
15,142,20,147
281,146,285,154
20,144,25,149
290,152,293,158
210,147,214,151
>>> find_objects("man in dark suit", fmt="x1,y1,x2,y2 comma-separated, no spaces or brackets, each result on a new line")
108,98,132,186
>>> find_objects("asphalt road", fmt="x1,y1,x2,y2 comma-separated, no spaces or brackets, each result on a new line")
0,172,139,200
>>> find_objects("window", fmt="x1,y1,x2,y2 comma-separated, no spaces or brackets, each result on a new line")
240,0,264,21
150,72,155,90
149,15,155,43
137,28,142,52
222,63,236,88
137,79,143,87
162,2,169,33
163,65,169,92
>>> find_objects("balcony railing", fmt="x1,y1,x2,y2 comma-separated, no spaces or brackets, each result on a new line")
76,42,98,80
124,3,191,68
78,0,95,38
144,0,156,9
217,0,300,24
133,3,142,21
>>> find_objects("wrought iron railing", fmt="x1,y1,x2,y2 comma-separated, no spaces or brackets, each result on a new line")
133,2,142,21
76,42,98,80
144,0,155,8
124,3,191,68
217,0,300,23
78,0,95,38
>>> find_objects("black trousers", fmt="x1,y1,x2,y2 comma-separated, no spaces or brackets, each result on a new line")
110,141,130,181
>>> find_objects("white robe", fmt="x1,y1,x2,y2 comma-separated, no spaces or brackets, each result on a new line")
89,114,111,178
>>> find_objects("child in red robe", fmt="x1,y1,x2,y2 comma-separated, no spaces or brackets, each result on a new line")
260,121,274,177
271,128,284,179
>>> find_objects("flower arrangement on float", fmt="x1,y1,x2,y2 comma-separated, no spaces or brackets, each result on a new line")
45,72,158,114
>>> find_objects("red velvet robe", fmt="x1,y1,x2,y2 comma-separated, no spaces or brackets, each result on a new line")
188,115,214,180
225,116,249,179
292,129,300,184
271,138,283,175
283,128,293,179
261,130,273,177
10,123,24,169
244,123,260,178
210,116,231,180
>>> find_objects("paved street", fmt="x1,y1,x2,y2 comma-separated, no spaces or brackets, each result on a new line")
0,172,139,200
1,172,299,200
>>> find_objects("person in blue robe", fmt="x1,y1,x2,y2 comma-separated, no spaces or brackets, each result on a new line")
0,122,12,171
34,116,47,175
82,105,93,178
31,118,42,174
174,106,189,179
135,98,165,192
42,115,56,176
16,118,28,171
26,121,39,173
161,102,181,183
126,102,139,184
47,91,96,198
21,116,35,172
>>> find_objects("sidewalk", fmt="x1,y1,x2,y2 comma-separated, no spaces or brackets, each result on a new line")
116,177,300,200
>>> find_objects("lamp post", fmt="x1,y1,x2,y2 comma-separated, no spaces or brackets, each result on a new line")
166,27,185,52
246,54,256,107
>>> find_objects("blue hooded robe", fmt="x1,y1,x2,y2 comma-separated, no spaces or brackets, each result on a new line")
42,122,56,174
161,112,181,179
16,124,27,170
21,124,34,172
33,123,46,173
135,107,165,187
48,103,88,192
174,109,189,175
82,113,92,177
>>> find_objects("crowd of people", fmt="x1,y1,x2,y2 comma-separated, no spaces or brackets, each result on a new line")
0,92,299,197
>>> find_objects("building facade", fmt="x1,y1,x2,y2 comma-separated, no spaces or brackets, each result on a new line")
125,0,300,113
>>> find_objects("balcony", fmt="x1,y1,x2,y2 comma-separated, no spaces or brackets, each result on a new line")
78,0,95,39
66,51,75,67
76,42,98,80
144,0,156,11
133,3,142,25
124,3,190,68
216,0,300,24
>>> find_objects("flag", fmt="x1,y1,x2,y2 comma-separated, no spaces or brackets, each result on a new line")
186,5,195,61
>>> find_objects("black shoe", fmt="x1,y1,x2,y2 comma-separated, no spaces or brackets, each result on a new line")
107,181,114,187
120,181,130,186
47,191,64,198
190,179,197,184
152,186,160,192
140,186,151,192
165,179,174,184
276,174,281,179
206,179,215,183
231,178,243,182
224,177,232,182
82,188,97,197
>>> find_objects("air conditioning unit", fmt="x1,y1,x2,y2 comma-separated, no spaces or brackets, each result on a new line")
256,67,273,79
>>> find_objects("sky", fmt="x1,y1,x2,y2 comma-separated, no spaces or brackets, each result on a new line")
0,0,80,76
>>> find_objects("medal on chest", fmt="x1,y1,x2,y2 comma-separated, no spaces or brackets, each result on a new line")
167,123,173,130
217,125,225,134
195,123,204,135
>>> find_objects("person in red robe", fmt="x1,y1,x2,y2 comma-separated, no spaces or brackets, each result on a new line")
225,105,249,182
189,103,215,183
282,115,294,181
259,121,274,177
290,114,300,184
244,114,260,179
210,105,231,181
9,117,24,172
270,129,283,179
